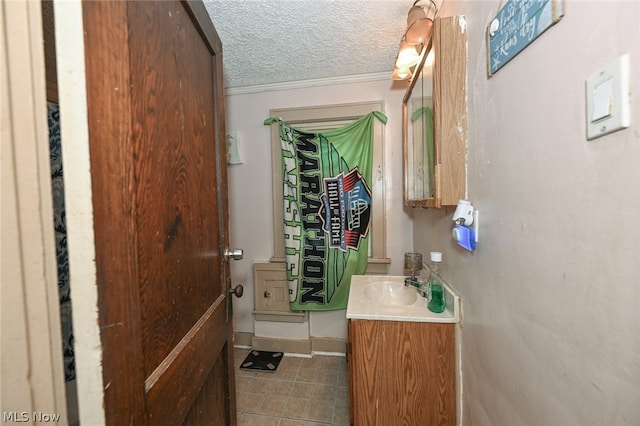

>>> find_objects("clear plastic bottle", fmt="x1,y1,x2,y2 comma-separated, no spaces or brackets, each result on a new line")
420,253,437,298
425,252,446,313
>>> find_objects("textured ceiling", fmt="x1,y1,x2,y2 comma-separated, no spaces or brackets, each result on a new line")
203,0,411,89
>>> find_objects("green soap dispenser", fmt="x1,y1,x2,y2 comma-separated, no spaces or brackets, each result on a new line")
426,252,446,313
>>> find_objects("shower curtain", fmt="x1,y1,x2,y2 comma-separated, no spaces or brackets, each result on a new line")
265,111,387,311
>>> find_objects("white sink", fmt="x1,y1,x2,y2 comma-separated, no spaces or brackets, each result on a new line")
364,281,418,306
346,275,460,323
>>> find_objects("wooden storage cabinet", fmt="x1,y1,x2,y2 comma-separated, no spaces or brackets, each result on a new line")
403,15,467,208
348,319,455,425
253,263,306,323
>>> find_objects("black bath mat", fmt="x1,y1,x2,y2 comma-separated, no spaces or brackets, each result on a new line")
240,350,284,372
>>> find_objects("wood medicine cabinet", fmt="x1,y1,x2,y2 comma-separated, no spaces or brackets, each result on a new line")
404,16,467,208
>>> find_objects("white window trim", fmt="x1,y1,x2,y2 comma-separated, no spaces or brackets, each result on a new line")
269,101,390,274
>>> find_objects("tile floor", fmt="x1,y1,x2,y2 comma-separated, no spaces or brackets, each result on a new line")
234,348,350,426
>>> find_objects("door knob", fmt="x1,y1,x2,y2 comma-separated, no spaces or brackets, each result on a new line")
230,284,244,298
224,248,243,261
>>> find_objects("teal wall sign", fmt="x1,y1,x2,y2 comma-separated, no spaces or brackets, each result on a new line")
487,0,564,77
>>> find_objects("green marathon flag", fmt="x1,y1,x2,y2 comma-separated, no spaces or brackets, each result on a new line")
265,111,387,311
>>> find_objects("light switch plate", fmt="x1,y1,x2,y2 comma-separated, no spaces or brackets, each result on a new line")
226,131,244,165
585,54,631,140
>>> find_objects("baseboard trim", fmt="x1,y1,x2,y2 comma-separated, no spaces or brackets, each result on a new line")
311,337,347,354
236,333,347,356
234,331,253,347
252,336,312,355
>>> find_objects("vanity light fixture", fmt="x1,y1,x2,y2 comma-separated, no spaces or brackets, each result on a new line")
391,0,439,81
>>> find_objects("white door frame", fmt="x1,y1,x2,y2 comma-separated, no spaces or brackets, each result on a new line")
1,0,67,420
53,0,106,424
1,0,106,424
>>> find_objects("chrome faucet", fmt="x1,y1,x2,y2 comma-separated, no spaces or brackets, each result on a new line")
404,278,421,289
403,252,423,289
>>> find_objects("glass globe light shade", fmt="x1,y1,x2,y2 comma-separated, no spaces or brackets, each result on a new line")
391,67,412,80
395,40,420,68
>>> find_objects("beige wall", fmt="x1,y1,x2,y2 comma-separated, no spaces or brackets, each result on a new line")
413,1,640,424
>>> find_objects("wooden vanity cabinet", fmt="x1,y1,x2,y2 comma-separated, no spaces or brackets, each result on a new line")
347,319,455,426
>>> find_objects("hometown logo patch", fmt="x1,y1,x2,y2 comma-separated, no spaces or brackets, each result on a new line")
319,168,371,251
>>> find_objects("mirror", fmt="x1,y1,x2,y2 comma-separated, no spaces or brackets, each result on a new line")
405,51,435,203
403,44,438,208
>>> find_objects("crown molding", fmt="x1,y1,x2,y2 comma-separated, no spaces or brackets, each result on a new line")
224,72,390,96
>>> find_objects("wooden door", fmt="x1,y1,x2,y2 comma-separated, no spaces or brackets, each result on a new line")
82,1,237,424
